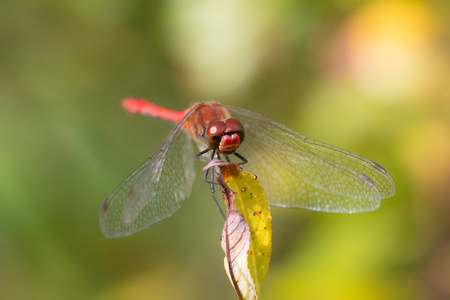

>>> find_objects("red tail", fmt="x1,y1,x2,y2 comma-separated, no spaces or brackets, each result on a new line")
122,98,187,123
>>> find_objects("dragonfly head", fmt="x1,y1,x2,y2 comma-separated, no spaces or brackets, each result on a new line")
206,118,245,155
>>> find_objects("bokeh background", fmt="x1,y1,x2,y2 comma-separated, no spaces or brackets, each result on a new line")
1,0,450,299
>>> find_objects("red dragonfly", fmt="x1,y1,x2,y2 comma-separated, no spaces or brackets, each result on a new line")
100,99,396,238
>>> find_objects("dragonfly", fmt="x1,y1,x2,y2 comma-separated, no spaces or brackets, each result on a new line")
100,98,396,238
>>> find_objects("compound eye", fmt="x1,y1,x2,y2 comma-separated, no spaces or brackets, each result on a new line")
206,120,226,149
225,118,245,143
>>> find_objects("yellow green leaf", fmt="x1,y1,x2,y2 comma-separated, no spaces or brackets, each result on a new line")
219,163,272,299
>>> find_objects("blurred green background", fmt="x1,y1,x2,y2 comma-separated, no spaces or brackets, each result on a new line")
1,0,450,299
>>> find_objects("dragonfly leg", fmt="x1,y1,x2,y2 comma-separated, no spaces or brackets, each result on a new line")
195,148,212,162
200,149,226,220
197,148,228,219
209,163,225,220
234,152,248,165
203,149,217,185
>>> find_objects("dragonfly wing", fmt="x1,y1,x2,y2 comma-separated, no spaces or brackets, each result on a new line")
100,109,196,238
225,105,396,213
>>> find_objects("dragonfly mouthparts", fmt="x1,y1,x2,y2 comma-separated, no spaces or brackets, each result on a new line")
219,133,241,155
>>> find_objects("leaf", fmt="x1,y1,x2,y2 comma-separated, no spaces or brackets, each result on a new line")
220,201,253,300
217,162,272,300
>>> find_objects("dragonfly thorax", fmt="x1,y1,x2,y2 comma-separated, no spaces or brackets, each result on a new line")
205,118,245,155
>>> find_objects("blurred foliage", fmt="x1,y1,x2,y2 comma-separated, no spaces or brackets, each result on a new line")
1,0,450,299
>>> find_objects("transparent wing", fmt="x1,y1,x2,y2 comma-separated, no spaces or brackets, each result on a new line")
225,105,396,213
100,109,197,238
